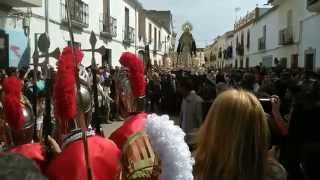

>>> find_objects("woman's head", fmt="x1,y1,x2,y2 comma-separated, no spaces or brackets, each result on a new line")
195,89,269,180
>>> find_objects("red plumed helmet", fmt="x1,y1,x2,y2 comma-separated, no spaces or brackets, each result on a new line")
54,47,83,125
2,76,24,131
119,52,145,97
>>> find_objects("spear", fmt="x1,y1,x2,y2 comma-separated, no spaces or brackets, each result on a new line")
32,34,39,142
65,1,92,180
35,33,60,162
82,32,106,136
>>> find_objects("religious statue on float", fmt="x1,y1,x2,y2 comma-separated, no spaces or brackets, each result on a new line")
177,22,197,68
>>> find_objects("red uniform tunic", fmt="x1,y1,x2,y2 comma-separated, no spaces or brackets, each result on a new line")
109,112,147,149
8,143,45,169
46,136,120,180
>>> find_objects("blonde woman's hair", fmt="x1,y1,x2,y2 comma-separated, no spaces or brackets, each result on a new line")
194,89,269,180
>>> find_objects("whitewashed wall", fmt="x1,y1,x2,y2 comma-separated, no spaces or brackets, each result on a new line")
145,17,162,65
21,0,141,68
248,0,316,68
300,14,320,70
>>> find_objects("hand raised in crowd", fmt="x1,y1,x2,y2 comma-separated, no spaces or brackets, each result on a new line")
270,95,281,116
270,95,288,136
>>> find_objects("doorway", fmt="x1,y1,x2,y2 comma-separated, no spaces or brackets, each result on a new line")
305,48,316,71
305,53,315,71
102,48,111,67
291,54,298,68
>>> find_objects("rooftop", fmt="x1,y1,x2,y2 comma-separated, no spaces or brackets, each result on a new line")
144,10,173,33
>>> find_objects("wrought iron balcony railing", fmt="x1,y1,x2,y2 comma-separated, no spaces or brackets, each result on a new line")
123,26,135,45
100,14,117,38
0,0,42,7
279,27,294,45
258,37,266,50
236,43,244,56
60,0,89,28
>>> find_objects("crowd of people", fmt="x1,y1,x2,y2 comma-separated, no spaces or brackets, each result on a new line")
146,66,320,180
0,47,319,180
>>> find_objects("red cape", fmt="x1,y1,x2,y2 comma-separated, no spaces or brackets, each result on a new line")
8,143,45,170
109,112,147,150
46,136,120,180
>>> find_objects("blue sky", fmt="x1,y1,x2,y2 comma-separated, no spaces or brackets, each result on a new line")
139,0,268,47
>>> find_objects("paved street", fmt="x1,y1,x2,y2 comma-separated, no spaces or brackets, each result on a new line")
102,115,179,137
102,121,123,137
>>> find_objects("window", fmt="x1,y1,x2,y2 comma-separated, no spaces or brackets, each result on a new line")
61,0,89,27
280,57,287,68
154,27,157,50
287,10,293,27
103,0,110,32
291,54,298,68
149,23,152,43
305,48,316,71
263,25,267,38
102,48,112,67
246,57,249,68
241,32,244,45
158,30,161,50
246,30,250,49
124,7,130,40
83,3,89,25
305,53,315,71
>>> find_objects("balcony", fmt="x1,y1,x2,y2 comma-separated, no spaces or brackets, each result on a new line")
226,46,233,59
279,28,293,45
236,43,244,56
60,0,89,28
307,0,320,12
0,0,42,7
158,42,162,51
218,50,222,58
123,26,135,45
100,14,117,39
258,37,266,50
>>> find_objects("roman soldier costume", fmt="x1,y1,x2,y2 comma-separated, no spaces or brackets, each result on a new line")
46,47,120,180
110,52,194,180
2,75,45,168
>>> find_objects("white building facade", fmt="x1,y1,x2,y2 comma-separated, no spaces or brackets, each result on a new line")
249,1,301,68
0,0,174,69
206,0,320,71
138,10,173,68
300,0,320,71
193,48,205,67
249,0,320,70
30,0,141,68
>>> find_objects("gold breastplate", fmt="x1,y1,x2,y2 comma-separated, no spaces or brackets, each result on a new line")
120,131,161,180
